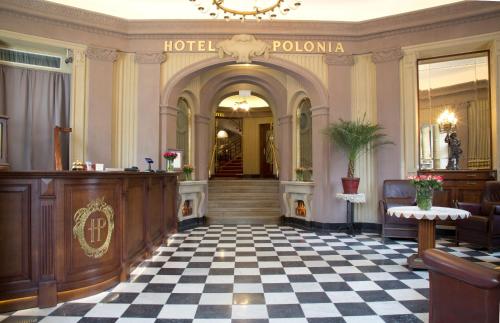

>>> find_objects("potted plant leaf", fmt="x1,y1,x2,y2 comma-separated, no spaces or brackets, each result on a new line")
324,115,393,194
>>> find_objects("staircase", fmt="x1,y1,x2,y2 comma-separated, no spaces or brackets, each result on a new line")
214,157,243,177
207,179,281,224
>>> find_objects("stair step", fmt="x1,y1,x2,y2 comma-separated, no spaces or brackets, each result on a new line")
207,215,281,225
209,193,279,200
208,200,280,208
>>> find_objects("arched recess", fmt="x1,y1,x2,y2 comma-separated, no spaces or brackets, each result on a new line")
176,97,191,166
160,55,331,223
197,69,290,180
161,56,328,109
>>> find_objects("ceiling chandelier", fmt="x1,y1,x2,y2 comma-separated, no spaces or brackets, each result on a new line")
188,0,302,21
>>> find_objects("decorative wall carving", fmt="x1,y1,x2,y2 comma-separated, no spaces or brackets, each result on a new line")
324,54,354,66
86,47,118,62
371,48,403,64
216,34,269,63
135,52,167,64
73,197,115,259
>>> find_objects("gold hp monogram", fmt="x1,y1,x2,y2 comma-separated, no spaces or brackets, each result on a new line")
73,197,115,259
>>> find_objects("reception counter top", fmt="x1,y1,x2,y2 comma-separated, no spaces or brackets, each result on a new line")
0,171,178,312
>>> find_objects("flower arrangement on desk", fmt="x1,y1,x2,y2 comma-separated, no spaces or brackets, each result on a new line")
163,151,178,172
182,164,194,181
408,175,443,211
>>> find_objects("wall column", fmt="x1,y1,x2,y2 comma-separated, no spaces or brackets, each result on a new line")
311,106,330,223
372,48,404,195
69,49,88,164
277,115,293,181
195,114,211,180
159,105,178,168
85,47,118,167
324,54,354,223
135,52,166,170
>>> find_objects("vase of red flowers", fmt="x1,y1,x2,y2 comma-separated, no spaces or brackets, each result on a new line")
409,175,443,210
163,151,178,172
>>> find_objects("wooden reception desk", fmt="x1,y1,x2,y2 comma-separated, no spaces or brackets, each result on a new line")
0,171,178,312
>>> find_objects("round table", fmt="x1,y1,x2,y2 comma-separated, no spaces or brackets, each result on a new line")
387,206,471,270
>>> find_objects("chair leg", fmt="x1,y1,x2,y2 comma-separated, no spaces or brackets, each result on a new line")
454,229,459,247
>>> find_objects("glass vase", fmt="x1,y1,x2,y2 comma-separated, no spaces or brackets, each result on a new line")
296,173,304,182
184,172,192,181
167,159,174,172
416,187,433,211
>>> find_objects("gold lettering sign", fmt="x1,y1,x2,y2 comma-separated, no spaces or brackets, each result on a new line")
73,197,115,259
165,39,344,54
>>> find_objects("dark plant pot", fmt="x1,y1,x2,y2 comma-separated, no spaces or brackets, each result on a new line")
342,177,360,194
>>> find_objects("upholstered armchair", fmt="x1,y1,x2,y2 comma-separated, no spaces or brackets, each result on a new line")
378,179,417,239
456,181,500,251
423,249,500,323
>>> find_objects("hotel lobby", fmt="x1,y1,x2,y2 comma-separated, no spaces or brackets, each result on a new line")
1,0,500,322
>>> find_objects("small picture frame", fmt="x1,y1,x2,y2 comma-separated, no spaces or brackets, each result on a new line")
167,149,183,171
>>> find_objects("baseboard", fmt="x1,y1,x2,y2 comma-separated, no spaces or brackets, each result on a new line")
281,216,382,234
178,217,206,231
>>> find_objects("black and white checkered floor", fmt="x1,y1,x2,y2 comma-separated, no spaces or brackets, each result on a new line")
3,224,500,323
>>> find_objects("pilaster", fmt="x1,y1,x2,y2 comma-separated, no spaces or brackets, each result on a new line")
85,46,118,166
194,114,211,180
70,48,88,164
324,53,354,223
136,51,166,170
277,115,293,181
372,48,404,198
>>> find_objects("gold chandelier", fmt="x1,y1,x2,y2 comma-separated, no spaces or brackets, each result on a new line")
188,0,302,21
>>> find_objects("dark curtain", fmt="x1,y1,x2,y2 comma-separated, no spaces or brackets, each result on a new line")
0,64,71,170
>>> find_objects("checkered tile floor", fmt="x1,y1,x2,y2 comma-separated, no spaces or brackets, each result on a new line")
2,224,500,323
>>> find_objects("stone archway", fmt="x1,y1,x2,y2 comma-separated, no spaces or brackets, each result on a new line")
161,55,331,224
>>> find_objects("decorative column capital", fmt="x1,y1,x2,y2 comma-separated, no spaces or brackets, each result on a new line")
194,114,211,125
311,106,330,118
85,46,118,62
371,48,403,64
324,54,354,66
160,105,179,116
277,115,293,125
135,52,167,64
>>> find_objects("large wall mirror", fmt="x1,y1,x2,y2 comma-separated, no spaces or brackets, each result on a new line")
418,51,491,170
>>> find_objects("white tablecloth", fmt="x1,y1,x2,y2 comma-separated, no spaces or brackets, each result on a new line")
335,193,366,204
387,206,471,221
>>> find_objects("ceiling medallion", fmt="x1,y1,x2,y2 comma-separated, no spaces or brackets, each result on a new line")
189,0,302,21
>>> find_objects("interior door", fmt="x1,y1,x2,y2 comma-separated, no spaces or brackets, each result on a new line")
259,123,273,178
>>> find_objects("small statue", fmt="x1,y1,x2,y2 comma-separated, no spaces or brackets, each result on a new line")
445,132,462,170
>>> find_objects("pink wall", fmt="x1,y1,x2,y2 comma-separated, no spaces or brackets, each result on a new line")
1,0,500,224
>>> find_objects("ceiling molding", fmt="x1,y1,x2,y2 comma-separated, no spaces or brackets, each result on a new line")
0,0,500,42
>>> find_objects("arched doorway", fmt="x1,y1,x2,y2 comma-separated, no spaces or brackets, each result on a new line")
161,56,329,224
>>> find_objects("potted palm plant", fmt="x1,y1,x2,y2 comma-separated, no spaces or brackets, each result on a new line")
325,115,392,194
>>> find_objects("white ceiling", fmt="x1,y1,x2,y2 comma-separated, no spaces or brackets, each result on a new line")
44,0,465,22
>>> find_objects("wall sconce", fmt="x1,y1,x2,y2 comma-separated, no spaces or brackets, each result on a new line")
437,109,462,170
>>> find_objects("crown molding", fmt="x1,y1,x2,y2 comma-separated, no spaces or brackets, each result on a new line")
135,52,167,64
1,0,500,42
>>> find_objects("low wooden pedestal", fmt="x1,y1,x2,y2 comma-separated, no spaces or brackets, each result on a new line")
408,219,436,270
